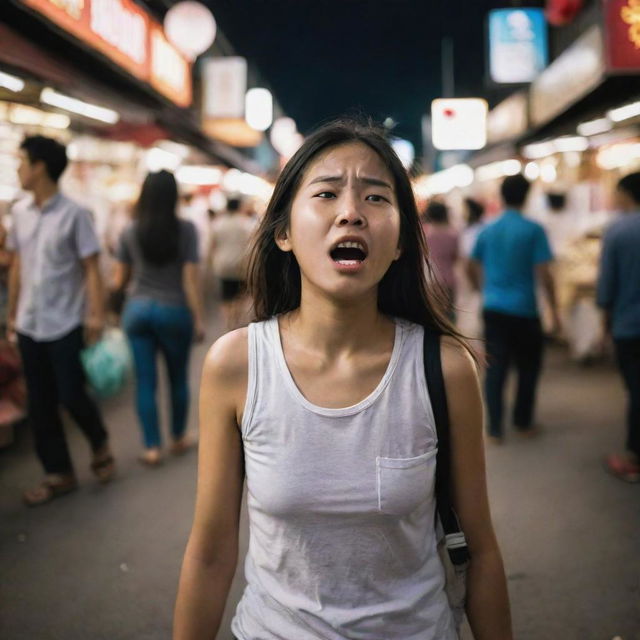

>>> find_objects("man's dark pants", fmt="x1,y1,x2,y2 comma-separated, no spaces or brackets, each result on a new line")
483,310,544,437
17,326,108,475
614,338,640,458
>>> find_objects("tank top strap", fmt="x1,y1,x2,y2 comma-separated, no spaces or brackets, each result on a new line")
241,318,280,437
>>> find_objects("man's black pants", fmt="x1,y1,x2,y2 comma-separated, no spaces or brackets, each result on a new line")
17,326,108,475
483,310,544,437
614,338,640,458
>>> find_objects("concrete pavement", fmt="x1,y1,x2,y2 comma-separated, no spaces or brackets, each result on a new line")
1,319,638,639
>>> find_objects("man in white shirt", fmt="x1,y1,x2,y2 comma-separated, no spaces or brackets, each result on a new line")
7,135,115,506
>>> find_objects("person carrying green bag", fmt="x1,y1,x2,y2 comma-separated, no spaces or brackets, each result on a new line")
7,135,116,506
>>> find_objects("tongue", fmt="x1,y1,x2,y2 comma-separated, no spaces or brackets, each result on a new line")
332,247,365,261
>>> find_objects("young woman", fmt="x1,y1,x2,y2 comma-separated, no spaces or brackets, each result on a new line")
112,170,204,466
174,121,512,639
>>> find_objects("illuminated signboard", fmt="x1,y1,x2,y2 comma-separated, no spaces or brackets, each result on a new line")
202,57,247,119
488,8,548,83
487,92,528,145
605,0,640,72
431,98,488,151
530,25,605,126
19,0,191,107
149,24,192,108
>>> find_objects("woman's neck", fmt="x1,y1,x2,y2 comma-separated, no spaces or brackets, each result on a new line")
282,286,393,357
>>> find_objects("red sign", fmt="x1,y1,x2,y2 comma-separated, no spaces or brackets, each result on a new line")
546,0,584,26
605,0,640,71
19,0,192,106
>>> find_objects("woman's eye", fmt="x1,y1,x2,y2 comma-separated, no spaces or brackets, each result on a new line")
366,194,388,203
315,192,336,199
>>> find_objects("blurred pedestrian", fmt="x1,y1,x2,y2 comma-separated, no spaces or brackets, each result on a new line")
597,172,640,482
457,198,486,342
210,196,255,330
174,120,512,639
7,135,115,506
180,192,211,277
460,197,485,259
112,171,204,467
468,174,560,444
421,200,459,314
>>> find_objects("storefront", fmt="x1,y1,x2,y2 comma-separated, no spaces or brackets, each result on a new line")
518,3,640,358
0,1,272,265
440,4,639,358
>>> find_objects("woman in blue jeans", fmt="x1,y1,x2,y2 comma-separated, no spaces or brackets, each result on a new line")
112,170,204,466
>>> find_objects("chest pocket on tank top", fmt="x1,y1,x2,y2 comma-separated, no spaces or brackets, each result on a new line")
376,448,437,516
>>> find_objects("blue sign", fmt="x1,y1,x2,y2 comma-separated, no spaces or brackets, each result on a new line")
489,8,548,84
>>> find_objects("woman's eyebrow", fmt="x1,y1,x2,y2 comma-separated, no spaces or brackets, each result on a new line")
360,176,393,189
308,175,343,186
308,175,393,189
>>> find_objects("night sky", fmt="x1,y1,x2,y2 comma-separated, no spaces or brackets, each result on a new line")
203,0,536,157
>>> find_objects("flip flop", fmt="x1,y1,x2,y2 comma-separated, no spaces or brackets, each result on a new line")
90,454,116,484
138,450,163,467
170,438,197,456
23,476,78,507
604,453,640,483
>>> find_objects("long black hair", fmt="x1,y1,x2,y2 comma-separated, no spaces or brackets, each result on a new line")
247,118,465,342
134,170,180,266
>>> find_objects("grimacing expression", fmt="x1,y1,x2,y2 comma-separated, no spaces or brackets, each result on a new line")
276,142,402,302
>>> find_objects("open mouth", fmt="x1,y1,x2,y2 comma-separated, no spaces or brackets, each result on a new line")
329,240,368,265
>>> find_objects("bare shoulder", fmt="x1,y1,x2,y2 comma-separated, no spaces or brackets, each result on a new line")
202,327,249,385
440,335,478,389
200,328,249,425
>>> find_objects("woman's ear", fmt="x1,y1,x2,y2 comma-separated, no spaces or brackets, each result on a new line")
275,228,292,252
393,245,402,261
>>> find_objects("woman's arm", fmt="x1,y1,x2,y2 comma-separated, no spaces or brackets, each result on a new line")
183,262,205,341
441,336,513,640
173,329,247,640
111,261,131,293
108,261,131,319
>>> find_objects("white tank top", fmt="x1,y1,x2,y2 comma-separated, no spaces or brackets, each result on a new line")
231,317,456,640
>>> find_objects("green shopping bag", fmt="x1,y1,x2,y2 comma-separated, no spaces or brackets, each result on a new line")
81,328,132,398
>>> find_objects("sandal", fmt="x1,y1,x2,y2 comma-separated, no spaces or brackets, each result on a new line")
170,436,197,456
138,449,163,467
23,475,78,507
604,453,640,483
91,451,116,484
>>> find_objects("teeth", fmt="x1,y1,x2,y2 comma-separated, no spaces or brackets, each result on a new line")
336,241,365,251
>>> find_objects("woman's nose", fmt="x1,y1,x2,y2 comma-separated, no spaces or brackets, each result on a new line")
335,194,365,227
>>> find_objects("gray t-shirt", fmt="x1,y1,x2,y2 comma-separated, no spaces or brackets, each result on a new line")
116,220,198,306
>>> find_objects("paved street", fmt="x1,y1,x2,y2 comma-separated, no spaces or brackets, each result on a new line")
1,315,639,640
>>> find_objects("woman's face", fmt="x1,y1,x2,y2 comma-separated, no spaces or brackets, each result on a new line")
277,142,402,302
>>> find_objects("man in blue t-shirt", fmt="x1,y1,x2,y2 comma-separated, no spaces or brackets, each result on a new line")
469,174,559,443
597,172,640,483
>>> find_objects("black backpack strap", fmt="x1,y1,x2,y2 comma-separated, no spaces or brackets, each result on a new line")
423,328,470,566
